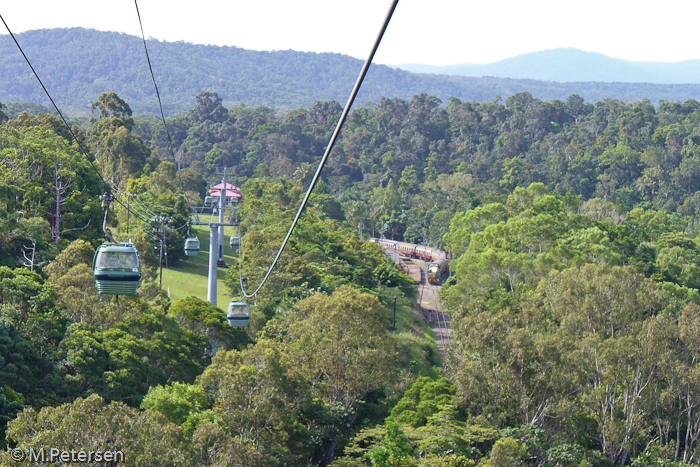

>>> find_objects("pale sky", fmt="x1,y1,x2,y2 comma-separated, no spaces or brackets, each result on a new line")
1,0,699,66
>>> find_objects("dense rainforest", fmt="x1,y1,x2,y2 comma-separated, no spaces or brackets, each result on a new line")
3,89,700,466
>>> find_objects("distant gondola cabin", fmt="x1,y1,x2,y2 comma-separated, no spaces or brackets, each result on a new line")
93,242,142,295
184,237,200,256
229,235,240,251
227,301,250,327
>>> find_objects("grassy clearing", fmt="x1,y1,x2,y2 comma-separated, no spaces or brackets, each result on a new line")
162,225,439,366
161,225,241,308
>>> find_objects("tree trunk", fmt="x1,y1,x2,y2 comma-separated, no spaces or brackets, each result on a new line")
324,438,337,466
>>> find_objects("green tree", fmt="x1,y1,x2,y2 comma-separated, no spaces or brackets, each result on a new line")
368,422,415,467
293,161,314,189
284,286,398,463
88,92,150,188
189,91,228,124
489,438,528,467
0,126,102,251
398,165,420,195
168,296,250,355
389,377,456,428
3,394,191,467
90,91,133,120
141,382,211,436
100,311,209,404
198,341,313,467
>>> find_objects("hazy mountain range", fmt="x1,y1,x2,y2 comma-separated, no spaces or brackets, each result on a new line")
397,48,700,84
2,29,700,116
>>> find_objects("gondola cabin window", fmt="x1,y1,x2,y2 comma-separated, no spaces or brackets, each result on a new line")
95,251,139,270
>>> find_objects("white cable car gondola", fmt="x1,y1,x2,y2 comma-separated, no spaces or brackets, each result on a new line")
229,235,240,251
184,237,200,256
227,301,250,327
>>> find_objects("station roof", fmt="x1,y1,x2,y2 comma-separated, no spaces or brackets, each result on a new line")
209,182,243,199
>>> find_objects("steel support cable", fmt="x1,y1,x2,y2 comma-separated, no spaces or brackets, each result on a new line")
125,204,153,225
128,194,151,218
119,194,154,224
115,194,159,226
0,14,111,194
1,13,154,233
133,0,191,205
132,193,160,218
123,192,188,230
123,206,153,227
238,0,399,298
128,191,189,231
131,192,192,232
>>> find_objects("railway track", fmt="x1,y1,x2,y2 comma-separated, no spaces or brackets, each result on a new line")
407,268,450,361
399,256,452,359
419,282,451,357
432,283,451,348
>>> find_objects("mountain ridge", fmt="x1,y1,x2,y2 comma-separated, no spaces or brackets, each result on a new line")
3,29,700,116
396,48,700,84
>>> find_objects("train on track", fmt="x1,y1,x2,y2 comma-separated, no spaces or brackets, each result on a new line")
370,238,449,285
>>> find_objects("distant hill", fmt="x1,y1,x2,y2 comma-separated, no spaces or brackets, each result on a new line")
4,29,700,116
398,48,700,84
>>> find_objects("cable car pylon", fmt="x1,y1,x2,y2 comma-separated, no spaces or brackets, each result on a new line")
187,167,240,308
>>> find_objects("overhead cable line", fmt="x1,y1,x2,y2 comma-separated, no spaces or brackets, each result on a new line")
133,0,191,204
0,13,111,195
131,193,160,219
2,12,187,237
239,0,400,298
1,13,156,231
125,203,154,225
133,0,175,158
130,192,191,231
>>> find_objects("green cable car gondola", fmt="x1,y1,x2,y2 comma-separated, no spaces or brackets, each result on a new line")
184,237,200,256
229,235,240,251
227,301,250,327
93,242,142,295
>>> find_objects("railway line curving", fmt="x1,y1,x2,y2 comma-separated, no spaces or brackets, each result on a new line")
401,256,452,360
373,238,453,360
418,281,452,359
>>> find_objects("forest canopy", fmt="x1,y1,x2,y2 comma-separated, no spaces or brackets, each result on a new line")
4,89,700,465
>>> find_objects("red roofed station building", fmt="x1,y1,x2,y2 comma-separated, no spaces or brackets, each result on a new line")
209,182,243,205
